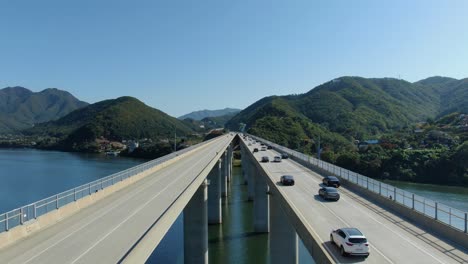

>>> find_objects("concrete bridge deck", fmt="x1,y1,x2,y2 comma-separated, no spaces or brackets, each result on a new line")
0,135,234,264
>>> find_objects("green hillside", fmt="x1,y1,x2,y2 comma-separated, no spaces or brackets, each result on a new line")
25,96,194,151
227,76,463,139
178,108,241,120
226,76,467,186
0,87,88,133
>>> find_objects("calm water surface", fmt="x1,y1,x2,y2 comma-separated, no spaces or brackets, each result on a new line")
148,166,315,264
2,149,466,263
385,180,468,212
0,148,144,213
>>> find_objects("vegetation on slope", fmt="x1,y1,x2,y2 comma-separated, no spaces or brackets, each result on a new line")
24,96,195,152
0,87,88,133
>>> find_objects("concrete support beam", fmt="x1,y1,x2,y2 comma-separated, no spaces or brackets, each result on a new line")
208,160,222,224
227,145,233,182
184,180,208,264
247,159,255,201
254,168,269,233
221,151,228,197
270,194,298,264
241,146,248,184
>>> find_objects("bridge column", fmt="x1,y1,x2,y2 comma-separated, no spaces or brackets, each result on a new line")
208,159,222,224
254,168,269,233
241,146,248,184
184,180,208,264
270,194,298,264
247,159,255,201
227,144,233,182
221,151,228,197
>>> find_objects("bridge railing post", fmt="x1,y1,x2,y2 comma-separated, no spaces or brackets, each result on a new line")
20,207,24,225
34,203,37,219
379,182,381,195
435,202,438,220
393,187,396,202
56,194,59,209
412,194,415,210
6,213,8,231
465,213,467,233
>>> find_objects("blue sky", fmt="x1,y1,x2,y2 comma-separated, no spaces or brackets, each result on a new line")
1,0,467,117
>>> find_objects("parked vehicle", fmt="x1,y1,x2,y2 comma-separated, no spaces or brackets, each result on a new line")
273,156,281,162
330,228,369,257
260,146,267,151
253,148,259,152
323,176,340,187
280,175,295,186
281,153,289,159
267,145,273,149
318,187,340,201
261,156,269,162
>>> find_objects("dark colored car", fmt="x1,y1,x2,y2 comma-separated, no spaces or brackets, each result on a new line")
267,145,273,149
323,176,340,187
261,156,269,162
253,148,259,152
319,187,340,201
281,153,289,159
280,175,295,186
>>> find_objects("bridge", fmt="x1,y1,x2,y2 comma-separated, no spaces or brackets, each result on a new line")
0,133,467,263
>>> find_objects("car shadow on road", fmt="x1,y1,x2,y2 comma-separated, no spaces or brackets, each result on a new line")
323,241,367,263
313,194,338,203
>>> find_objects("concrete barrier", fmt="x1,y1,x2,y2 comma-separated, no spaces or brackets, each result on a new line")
241,140,335,263
0,141,213,250
288,155,468,251
340,178,468,250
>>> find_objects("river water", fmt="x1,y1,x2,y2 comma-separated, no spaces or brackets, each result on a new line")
1,149,467,263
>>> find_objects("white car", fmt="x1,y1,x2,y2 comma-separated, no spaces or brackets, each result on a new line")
330,228,369,258
260,146,267,151
273,156,281,162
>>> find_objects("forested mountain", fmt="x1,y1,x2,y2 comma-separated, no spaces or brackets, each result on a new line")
416,77,468,116
0,87,88,133
24,96,194,151
179,108,240,120
227,76,468,186
227,76,467,139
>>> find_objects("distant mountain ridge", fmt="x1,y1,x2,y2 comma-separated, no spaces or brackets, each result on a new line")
227,76,468,141
179,108,241,120
0,86,88,133
25,96,195,151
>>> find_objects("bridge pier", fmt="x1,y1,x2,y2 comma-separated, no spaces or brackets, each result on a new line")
270,194,298,264
208,159,222,224
241,146,248,184
247,159,255,201
184,180,208,264
227,144,232,182
221,151,228,197
254,169,269,233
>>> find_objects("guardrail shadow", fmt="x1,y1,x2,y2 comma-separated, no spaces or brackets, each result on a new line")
322,241,367,263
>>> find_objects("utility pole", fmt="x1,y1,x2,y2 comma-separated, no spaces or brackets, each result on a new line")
174,126,177,152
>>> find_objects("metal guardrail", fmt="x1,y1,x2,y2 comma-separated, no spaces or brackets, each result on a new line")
0,138,215,234
247,134,468,233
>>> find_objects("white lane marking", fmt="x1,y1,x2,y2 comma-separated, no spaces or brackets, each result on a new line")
263,159,394,263
22,138,230,263
275,158,446,264
70,140,228,263
338,191,447,264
